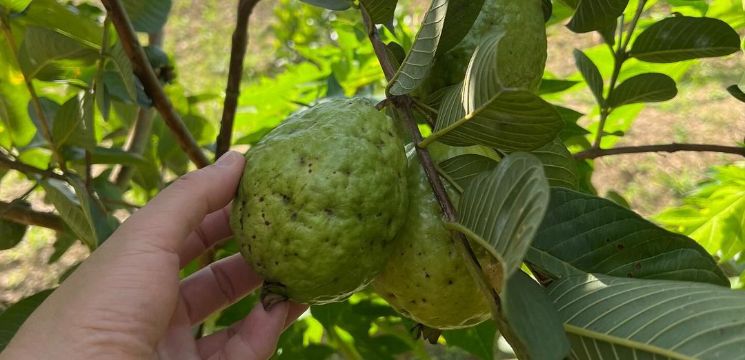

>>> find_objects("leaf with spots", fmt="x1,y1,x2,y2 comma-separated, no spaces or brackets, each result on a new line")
528,188,728,285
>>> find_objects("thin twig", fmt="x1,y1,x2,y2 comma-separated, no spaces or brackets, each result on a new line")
215,0,261,160
575,143,745,160
593,0,646,149
359,7,502,319
0,153,66,181
101,0,210,168
0,200,65,231
0,18,67,171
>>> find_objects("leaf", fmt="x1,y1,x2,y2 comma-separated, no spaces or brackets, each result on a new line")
549,273,745,359
437,0,485,54
567,0,630,33
530,188,729,286
18,27,98,82
727,84,745,103
41,179,95,248
0,218,27,250
107,41,136,102
0,0,30,12
501,271,570,360
121,0,172,33
439,154,499,190
387,0,448,96
531,137,579,189
51,96,81,148
442,322,498,360
455,152,550,288
538,79,580,95
655,164,745,261
48,231,77,264
629,16,741,63
574,49,604,105
0,289,53,352
434,87,564,151
608,73,678,108
299,0,351,10
359,0,397,26
66,175,118,246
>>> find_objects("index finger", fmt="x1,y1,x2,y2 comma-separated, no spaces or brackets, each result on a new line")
115,151,245,258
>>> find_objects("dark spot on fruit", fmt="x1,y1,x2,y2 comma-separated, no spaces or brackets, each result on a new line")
424,272,430,279
387,292,396,299
410,299,417,305
281,194,291,204
259,197,264,202
421,298,427,303
357,213,363,220
447,279,454,285
324,208,334,216
274,261,279,265
417,252,422,256
617,244,625,250
376,212,382,217
265,221,271,226
387,131,393,137
308,169,312,173
251,235,256,239
291,212,298,220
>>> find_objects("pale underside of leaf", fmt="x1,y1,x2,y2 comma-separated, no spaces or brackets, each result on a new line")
387,0,448,96
550,273,745,360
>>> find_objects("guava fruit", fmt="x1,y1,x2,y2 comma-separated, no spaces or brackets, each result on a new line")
231,97,408,305
421,0,547,96
373,153,500,329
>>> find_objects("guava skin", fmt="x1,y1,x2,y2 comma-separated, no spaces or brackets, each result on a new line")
422,0,547,95
373,158,494,330
231,98,408,305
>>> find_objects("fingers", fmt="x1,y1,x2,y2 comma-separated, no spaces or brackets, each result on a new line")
115,151,245,260
180,254,262,325
199,302,309,360
179,205,233,267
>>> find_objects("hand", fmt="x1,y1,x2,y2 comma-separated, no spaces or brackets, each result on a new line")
3,151,308,360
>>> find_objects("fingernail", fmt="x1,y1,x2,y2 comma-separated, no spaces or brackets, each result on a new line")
216,151,241,167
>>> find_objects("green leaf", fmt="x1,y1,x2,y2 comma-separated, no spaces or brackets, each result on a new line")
501,271,570,360
18,27,98,82
726,84,745,103
629,16,741,63
443,322,498,360
41,179,95,248
567,0,629,33
530,188,729,285
608,73,678,108
433,86,564,151
387,0,448,96
21,0,102,47
549,273,745,359
455,152,550,287
299,0,351,10
0,0,30,12
66,175,118,246
0,217,27,250
51,96,79,148
107,41,136,102
531,137,579,189
0,289,53,352
438,154,499,190
655,164,745,261
573,49,604,105
359,0,397,26
121,0,172,33
437,0,485,54
538,79,580,95
48,231,77,264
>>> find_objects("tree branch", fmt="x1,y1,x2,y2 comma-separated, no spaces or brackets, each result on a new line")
100,0,210,168
574,143,745,160
0,153,66,181
0,200,64,231
360,8,502,320
215,0,261,160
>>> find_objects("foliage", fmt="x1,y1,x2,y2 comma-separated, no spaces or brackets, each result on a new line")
0,0,743,359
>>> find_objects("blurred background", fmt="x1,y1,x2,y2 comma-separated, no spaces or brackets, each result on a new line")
0,0,743,358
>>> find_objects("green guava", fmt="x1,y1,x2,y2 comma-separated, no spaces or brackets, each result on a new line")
231,98,408,305
373,153,501,329
421,0,547,96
